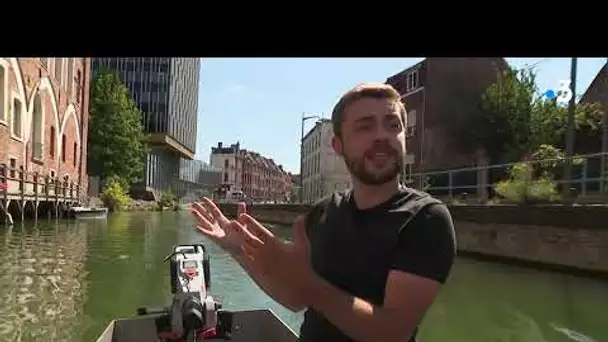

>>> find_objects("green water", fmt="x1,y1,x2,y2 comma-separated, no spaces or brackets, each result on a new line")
0,211,606,342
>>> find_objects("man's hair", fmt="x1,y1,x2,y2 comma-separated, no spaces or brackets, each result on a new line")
331,83,406,139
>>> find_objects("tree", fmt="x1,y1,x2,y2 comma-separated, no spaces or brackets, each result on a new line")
531,99,603,153
445,67,535,164
88,66,148,190
449,66,604,164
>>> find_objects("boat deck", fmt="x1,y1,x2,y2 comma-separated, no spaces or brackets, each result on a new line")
97,309,298,342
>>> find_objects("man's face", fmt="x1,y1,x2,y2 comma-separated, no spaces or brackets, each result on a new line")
332,97,406,186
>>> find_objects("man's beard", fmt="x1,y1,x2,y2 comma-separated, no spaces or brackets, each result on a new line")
343,142,404,186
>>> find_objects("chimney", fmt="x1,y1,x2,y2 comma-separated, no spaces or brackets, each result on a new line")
218,142,223,148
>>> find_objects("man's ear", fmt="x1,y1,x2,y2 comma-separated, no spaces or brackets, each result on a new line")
332,135,342,155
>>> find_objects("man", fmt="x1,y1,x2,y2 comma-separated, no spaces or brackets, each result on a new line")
191,83,457,342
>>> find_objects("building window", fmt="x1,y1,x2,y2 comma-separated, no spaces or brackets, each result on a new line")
32,94,44,159
406,109,416,137
11,97,22,138
73,142,78,167
224,159,229,168
406,70,419,92
0,65,5,123
9,158,16,178
55,58,63,86
50,126,56,157
224,172,228,183
62,134,66,163
67,58,74,97
40,58,48,69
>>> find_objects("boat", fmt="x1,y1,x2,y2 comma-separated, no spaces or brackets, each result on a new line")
68,206,108,219
96,308,298,342
96,243,298,342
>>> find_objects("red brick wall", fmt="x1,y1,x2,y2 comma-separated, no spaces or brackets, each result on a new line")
0,58,90,197
387,58,509,172
424,58,508,170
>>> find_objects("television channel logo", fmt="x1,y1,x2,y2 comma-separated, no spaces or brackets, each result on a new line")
544,80,573,107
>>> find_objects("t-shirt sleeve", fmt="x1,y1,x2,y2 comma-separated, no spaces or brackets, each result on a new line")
390,203,457,284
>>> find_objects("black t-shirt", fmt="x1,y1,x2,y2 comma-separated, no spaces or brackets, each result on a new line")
298,187,457,342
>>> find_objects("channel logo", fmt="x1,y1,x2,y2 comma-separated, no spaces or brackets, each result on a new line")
544,80,573,107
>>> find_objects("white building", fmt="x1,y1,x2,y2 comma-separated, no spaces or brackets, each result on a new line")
209,142,242,191
301,119,352,203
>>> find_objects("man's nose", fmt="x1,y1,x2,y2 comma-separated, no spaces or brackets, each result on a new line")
373,121,391,140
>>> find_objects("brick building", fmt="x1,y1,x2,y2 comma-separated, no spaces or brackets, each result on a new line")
386,58,509,178
210,142,292,202
0,58,91,198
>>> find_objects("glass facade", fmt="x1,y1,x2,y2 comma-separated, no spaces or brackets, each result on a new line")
179,159,222,186
92,58,201,197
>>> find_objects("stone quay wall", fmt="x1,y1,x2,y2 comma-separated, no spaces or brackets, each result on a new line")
217,203,608,276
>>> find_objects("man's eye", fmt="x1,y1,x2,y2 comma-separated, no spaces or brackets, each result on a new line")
386,120,402,131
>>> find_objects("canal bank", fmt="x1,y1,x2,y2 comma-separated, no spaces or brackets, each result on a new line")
0,211,606,342
217,203,608,277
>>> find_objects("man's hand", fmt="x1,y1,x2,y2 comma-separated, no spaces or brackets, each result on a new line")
237,213,316,307
190,198,309,311
190,197,248,253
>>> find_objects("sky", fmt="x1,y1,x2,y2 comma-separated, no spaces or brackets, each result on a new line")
195,58,607,174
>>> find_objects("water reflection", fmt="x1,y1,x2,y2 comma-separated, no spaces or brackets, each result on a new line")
0,221,89,342
419,258,607,342
0,213,605,342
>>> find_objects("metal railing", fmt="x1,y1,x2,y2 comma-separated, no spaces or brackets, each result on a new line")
407,152,608,203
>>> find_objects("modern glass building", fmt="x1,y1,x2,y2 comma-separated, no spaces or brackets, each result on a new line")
92,58,200,199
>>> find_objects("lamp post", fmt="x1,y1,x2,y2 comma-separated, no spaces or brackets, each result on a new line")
563,57,578,200
300,113,321,203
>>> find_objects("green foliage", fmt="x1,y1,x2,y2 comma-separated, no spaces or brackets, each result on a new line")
101,178,131,212
449,66,604,163
529,144,583,177
494,162,559,204
449,68,535,162
530,98,604,151
158,191,177,211
88,66,148,187
479,68,536,161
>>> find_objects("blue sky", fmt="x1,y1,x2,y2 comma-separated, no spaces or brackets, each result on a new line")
195,58,607,174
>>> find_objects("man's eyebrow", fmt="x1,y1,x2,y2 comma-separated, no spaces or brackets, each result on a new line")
353,115,375,124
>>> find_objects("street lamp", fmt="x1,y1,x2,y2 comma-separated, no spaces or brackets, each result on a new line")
563,57,578,200
300,113,321,203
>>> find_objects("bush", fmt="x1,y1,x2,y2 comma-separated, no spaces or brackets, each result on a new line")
101,178,131,212
494,163,559,204
158,191,177,211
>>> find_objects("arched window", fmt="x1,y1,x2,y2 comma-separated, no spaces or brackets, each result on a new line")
32,94,43,159
50,126,56,157
61,134,66,163
11,97,22,138
73,142,77,167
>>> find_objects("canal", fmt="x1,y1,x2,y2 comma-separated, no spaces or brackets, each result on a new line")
0,211,607,342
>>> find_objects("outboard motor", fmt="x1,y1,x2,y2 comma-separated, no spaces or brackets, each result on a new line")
137,244,233,341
